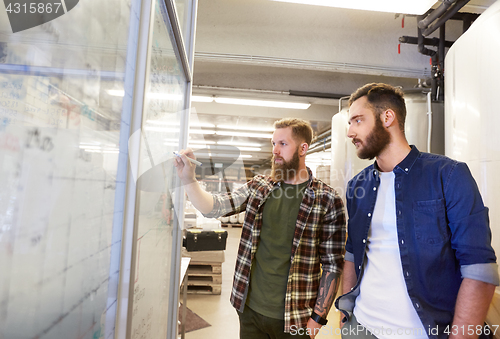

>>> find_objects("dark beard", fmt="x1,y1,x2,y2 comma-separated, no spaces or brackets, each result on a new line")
271,147,300,182
354,116,391,160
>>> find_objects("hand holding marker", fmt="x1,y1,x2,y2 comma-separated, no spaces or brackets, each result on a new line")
173,151,202,166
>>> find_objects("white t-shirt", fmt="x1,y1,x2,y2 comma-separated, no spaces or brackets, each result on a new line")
353,171,428,339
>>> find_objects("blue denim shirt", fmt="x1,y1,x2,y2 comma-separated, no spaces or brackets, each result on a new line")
335,146,498,339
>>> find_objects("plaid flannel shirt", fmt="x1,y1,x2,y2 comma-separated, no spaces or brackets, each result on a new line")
203,169,346,332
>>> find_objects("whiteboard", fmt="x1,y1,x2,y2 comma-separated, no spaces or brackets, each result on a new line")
0,0,158,338
1,0,195,337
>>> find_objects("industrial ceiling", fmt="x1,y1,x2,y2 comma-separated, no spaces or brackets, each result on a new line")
189,0,496,168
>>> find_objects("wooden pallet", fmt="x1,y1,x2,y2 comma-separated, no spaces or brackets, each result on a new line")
186,284,221,295
221,223,243,228
188,262,222,274
186,261,223,295
187,274,222,285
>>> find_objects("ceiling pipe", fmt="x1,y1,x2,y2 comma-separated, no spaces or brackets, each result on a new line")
313,130,331,143
398,36,453,48
417,23,440,99
418,0,457,30
422,0,470,36
439,24,446,79
307,138,332,156
192,85,289,96
417,24,437,59
289,90,347,100
338,96,351,114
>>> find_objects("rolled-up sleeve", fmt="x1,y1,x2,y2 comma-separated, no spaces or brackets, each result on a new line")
345,251,354,263
461,263,500,286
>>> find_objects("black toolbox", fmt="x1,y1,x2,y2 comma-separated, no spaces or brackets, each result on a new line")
183,229,228,252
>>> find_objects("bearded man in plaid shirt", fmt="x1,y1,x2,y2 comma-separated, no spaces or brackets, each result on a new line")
175,118,346,339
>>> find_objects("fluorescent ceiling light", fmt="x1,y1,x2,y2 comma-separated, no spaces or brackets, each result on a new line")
145,126,179,133
191,122,216,128
85,149,120,154
192,95,214,103
79,145,119,150
216,131,273,138
271,0,437,15
147,120,180,126
208,145,262,152
79,142,101,146
214,97,310,110
236,147,262,152
108,90,183,101
107,89,125,96
146,126,216,134
147,121,214,128
149,93,183,101
202,154,252,159
217,124,275,132
188,141,217,146
79,145,102,150
217,141,262,147
189,129,216,135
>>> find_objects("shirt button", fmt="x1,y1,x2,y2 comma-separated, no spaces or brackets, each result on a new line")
363,239,366,243
415,302,420,308
358,265,361,270
368,213,371,217
397,184,400,188
398,210,402,215
373,187,377,191
406,271,410,277
401,239,404,244
405,168,409,172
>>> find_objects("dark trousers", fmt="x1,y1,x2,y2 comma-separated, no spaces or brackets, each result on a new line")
238,305,311,339
341,314,378,339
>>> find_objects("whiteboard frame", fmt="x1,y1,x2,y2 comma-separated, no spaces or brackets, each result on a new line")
165,0,192,82
114,0,198,337
115,0,155,337
165,0,198,338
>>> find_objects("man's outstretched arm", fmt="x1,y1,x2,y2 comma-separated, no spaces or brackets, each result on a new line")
174,149,213,214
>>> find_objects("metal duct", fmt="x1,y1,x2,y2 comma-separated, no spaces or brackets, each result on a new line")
422,0,471,36
418,0,457,30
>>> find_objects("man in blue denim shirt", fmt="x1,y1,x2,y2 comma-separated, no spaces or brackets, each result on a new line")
335,83,498,339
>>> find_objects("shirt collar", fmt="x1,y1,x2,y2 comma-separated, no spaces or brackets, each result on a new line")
394,145,420,175
372,145,420,176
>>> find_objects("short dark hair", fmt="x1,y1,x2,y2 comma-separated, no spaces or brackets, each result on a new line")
273,118,313,146
349,83,407,132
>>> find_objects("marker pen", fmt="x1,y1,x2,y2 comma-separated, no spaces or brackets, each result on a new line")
173,151,202,166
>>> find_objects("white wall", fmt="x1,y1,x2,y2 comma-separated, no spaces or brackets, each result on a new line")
445,1,500,264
